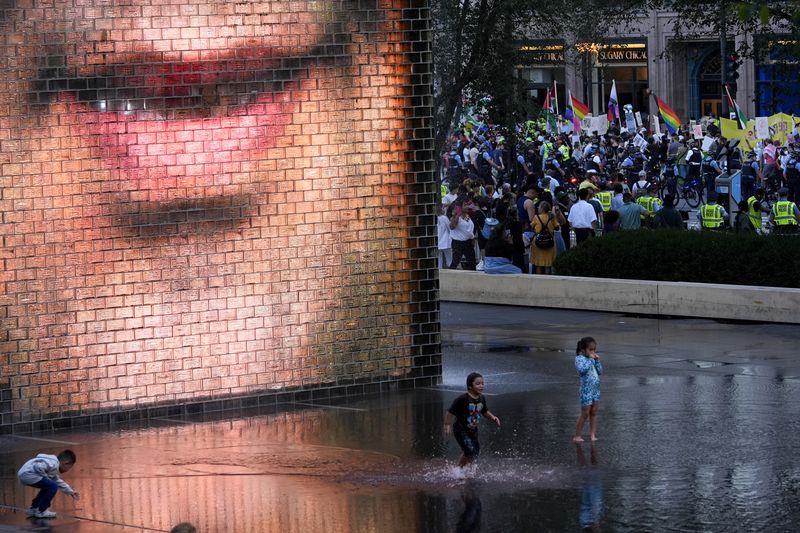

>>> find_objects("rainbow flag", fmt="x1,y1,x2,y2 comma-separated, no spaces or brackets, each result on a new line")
565,91,589,133
654,95,681,135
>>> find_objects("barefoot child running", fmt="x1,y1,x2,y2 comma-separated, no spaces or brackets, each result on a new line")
444,372,501,467
17,450,80,519
573,337,603,443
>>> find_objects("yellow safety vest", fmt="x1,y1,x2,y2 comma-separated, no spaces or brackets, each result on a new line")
441,183,448,199
772,200,798,225
559,145,570,160
543,142,553,159
701,204,724,228
596,191,612,212
637,196,657,219
747,196,762,229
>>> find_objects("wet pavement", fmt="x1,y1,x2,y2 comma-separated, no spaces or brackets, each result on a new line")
2,303,800,532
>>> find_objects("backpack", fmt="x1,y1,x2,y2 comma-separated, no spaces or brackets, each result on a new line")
533,215,554,249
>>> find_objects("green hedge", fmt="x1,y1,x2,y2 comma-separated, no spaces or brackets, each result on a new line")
553,230,800,288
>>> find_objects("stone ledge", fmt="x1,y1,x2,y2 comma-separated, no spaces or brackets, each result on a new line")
439,270,800,324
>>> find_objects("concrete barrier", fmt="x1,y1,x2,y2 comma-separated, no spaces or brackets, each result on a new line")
439,270,800,324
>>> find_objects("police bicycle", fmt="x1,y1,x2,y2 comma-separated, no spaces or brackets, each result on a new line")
659,165,704,208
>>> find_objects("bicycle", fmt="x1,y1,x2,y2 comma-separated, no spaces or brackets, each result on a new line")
659,168,704,208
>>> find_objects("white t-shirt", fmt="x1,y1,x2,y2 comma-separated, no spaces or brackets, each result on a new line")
437,215,452,250
632,180,649,196
567,200,597,229
469,147,480,167
450,216,475,241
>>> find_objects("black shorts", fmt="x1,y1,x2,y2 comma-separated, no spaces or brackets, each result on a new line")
453,424,480,458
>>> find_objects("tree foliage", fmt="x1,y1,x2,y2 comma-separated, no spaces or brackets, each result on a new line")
654,1,800,60
431,1,650,167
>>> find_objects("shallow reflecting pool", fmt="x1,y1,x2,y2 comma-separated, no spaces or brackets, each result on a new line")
2,304,800,531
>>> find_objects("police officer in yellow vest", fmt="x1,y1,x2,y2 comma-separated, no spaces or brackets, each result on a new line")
746,189,770,232
558,140,570,162
595,184,613,213
636,185,661,226
698,192,728,230
769,188,800,234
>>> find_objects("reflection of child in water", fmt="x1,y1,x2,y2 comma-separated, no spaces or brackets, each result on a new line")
444,372,501,467
455,483,482,533
573,336,603,443
576,442,603,532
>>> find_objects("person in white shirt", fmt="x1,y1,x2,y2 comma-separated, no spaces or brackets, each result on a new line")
441,183,458,207
437,206,453,268
631,170,650,197
448,203,477,270
567,188,598,244
17,450,80,519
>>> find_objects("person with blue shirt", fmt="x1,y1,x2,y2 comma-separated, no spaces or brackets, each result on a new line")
702,154,722,197
619,151,635,174
740,152,761,201
784,151,800,203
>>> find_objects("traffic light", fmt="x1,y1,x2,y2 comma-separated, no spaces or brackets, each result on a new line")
725,54,740,82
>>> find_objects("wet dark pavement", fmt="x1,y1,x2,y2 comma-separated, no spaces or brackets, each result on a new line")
2,303,800,532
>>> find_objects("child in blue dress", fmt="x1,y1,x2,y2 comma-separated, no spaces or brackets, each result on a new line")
573,336,603,443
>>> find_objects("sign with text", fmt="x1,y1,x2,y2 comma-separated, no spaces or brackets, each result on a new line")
597,43,648,64
756,117,770,139
519,43,565,64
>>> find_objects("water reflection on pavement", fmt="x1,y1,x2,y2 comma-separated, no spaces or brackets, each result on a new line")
2,303,800,531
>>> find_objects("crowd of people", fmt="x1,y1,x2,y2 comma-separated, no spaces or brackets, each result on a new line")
439,118,800,274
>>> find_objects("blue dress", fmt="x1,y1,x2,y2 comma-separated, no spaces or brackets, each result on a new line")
575,355,603,406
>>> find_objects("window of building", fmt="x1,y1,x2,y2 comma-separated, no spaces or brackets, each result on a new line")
755,40,800,116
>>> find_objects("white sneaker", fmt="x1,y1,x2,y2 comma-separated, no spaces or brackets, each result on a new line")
34,509,56,519
476,260,484,271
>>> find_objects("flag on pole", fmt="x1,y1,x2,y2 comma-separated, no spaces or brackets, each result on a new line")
724,85,748,130
607,80,619,123
542,85,558,134
552,81,559,117
565,91,589,133
653,94,681,135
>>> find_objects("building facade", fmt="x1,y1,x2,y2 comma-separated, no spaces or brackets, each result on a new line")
516,10,800,125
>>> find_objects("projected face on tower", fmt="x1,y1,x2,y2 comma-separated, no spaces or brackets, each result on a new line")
0,0,424,418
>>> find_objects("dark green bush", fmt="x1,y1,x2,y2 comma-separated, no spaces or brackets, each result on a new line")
553,230,800,288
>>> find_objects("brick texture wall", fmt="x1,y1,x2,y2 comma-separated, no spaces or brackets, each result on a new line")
0,0,439,431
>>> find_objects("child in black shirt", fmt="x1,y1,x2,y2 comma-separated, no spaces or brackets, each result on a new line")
444,372,501,467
